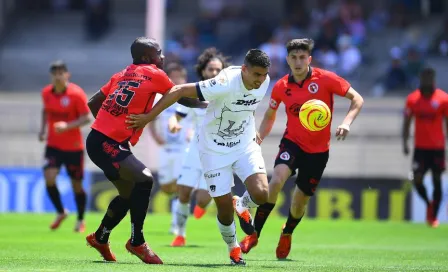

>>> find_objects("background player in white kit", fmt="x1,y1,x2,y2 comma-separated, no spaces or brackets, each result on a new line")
169,48,230,247
148,63,191,234
126,49,272,265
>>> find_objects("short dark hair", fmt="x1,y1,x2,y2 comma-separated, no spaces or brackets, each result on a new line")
49,60,68,73
420,67,435,81
244,49,270,68
165,62,187,77
286,38,315,54
131,37,158,62
195,47,230,80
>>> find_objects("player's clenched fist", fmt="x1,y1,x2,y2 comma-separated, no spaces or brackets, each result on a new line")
335,124,350,140
168,115,182,133
54,121,69,133
126,114,152,129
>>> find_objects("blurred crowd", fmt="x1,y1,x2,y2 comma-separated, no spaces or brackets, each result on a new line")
165,0,373,81
42,0,447,92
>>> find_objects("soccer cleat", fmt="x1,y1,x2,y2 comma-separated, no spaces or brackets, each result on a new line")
430,219,439,228
50,210,68,230
125,240,163,264
240,233,258,254
85,233,117,262
276,229,292,259
171,235,186,247
229,246,246,266
232,196,255,235
74,220,86,233
193,205,207,219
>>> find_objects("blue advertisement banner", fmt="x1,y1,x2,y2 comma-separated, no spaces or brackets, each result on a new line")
0,168,91,213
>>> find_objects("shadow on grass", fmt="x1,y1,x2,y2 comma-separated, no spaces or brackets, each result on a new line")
162,244,203,248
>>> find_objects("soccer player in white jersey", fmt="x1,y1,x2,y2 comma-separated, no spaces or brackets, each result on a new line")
126,49,271,265
148,63,191,234
169,48,230,247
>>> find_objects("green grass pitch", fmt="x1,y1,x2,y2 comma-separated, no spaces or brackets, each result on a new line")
0,213,447,272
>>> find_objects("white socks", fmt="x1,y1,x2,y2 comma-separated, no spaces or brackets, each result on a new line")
216,217,239,251
236,191,259,214
171,198,179,226
176,202,190,237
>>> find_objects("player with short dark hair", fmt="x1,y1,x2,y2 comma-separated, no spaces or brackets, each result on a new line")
39,60,91,232
169,47,230,247
238,38,364,259
126,49,272,265
84,37,206,264
403,67,448,228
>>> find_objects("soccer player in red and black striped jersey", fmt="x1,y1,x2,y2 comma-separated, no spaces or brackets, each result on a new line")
237,39,364,258
84,37,206,264
403,68,448,228
39,61,91,232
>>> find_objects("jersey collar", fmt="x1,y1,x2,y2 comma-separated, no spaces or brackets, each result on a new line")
51,84,68,95
288,66,313,88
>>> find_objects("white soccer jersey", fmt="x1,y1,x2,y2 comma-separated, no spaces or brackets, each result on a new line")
195,66,270,155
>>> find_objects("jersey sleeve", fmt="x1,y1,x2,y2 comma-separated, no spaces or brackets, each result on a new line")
328,72,351,97
75,90,90,115
175,104,189,118
155,70,175,95
404,95,414,117
196,70,230,102
269,82,283,110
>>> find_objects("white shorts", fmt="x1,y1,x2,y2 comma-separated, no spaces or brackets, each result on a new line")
158,147,186,185
200,143,266,197
177,141,207,190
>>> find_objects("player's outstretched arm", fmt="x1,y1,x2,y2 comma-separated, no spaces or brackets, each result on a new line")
126,83,199,129
336,87,364,140
54,114,91,133
258,107,278,144
402,114,412,156
88,90,107,118
178,97,208,109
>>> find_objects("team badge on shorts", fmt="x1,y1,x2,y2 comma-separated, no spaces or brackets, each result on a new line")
280,151,290,161
308,82,319,94
210,185,216,192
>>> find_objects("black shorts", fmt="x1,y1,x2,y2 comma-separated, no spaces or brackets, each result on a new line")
413,148,445,174
44,146,84,180
86,129,132,181
274,138,329,196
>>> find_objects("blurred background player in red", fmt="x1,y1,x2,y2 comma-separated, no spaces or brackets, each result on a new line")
39,60,91,232
237,39,364,259
84,37,206,264
170,47,230,247
402,67,448,228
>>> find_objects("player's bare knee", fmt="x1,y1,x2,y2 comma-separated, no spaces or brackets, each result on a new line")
178,187,192,204
413,174,424,186
44,169,58,185
252,186,268,205
71,180,83,193
196,190,211,208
